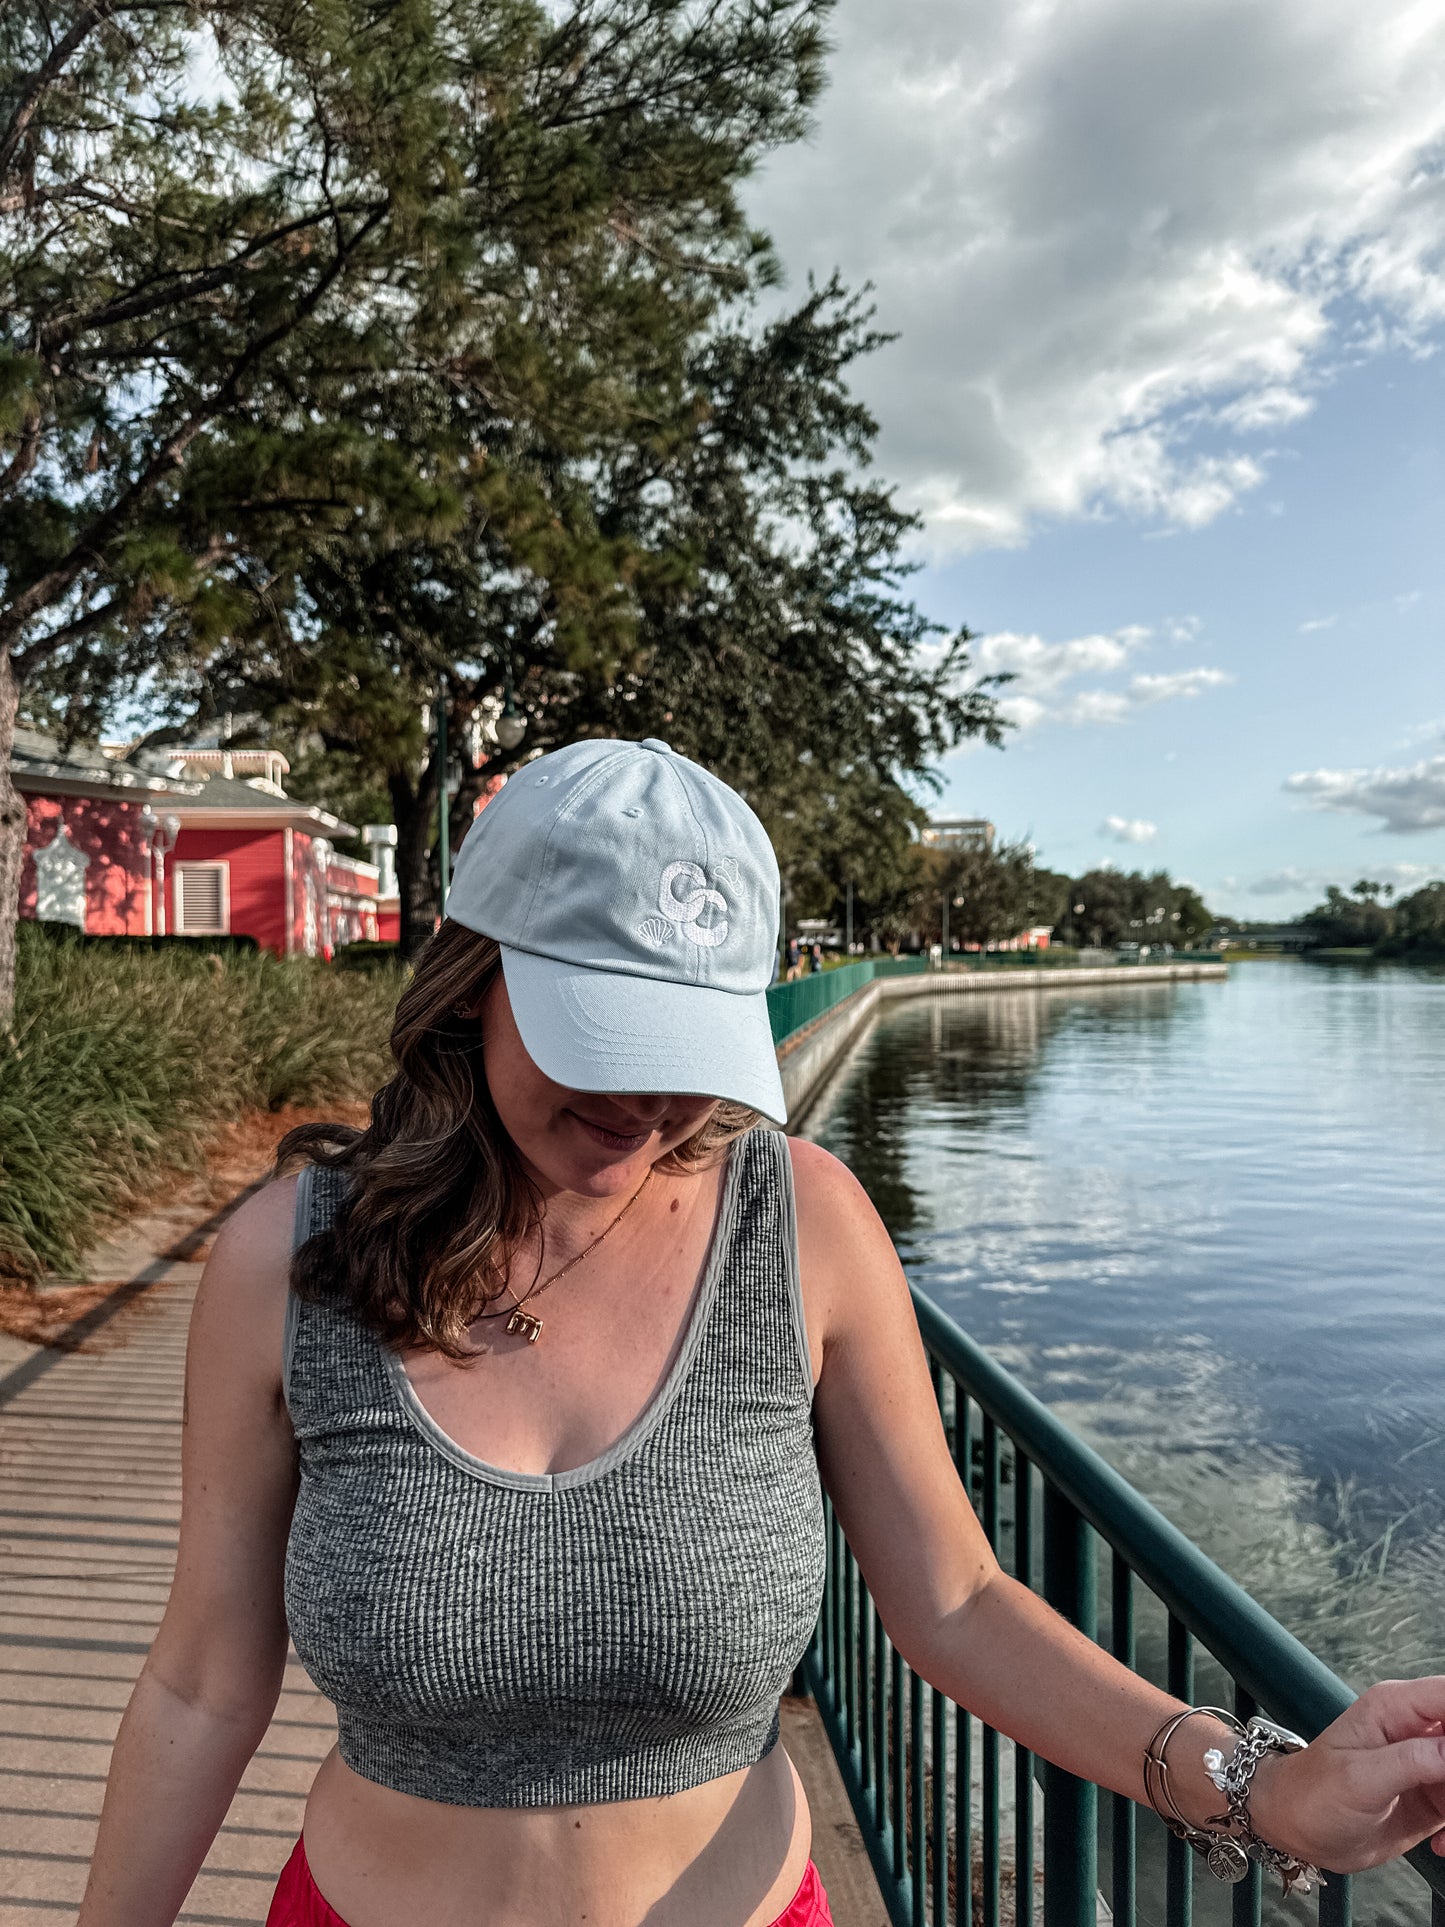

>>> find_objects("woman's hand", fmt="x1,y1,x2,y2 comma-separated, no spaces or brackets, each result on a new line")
1251,1680,1445,1874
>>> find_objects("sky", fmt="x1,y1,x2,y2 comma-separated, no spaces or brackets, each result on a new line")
747,0,1445,918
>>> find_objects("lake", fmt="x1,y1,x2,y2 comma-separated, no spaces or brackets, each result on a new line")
800,959,1445,1907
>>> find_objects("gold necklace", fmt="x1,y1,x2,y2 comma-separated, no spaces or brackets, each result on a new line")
495,1171,653,1346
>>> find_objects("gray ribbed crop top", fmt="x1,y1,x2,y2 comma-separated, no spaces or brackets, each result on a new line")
282,1127,826,1808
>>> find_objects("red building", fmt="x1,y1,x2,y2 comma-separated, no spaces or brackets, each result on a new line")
14,734,387,957
14,728,201,935
161,750,379,956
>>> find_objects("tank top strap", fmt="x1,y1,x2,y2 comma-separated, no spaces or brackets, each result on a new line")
698,1127,812,1402
283,1163,384,1433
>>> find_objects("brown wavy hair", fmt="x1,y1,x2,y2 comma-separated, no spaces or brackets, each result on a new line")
276,919,761,1356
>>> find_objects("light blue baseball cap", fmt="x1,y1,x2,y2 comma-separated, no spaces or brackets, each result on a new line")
447,738,787,1124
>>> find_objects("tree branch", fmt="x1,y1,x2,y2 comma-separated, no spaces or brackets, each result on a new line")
0,3,118,188
5,199,390,671
42,202,376,349
0,1,192,186
0,410,43,505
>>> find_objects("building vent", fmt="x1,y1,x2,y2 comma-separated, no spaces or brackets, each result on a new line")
175,863,229,935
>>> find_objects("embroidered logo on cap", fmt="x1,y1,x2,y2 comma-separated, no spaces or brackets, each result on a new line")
637,860,730,949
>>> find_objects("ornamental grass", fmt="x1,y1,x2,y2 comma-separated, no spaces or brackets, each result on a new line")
0,925,402,1285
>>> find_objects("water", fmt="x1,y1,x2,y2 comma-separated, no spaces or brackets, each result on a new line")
801,961,1445,1917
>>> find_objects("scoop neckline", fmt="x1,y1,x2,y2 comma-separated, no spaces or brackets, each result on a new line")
380,1139,744,1493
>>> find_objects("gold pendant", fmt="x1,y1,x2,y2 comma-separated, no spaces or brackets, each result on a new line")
506,1306,544,1345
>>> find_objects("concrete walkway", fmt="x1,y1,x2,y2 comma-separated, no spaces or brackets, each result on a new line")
0,1215,884,1927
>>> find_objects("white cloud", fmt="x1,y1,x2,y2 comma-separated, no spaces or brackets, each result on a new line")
972,624,1232,732
1101,815,1159,844
1284,755,1445,833
972,629,1136,691
750,0,1445,553
1298,615,1338,633
1217,387,1316,432
1129,667,1233,704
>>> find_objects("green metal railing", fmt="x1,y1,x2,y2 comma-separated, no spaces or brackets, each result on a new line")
804,1291,1445,1927
765,955,1224,1037
766,956,927,1044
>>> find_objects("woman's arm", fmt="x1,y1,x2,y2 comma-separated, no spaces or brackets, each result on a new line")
794,1137,1445,1875
78,1177,302,1927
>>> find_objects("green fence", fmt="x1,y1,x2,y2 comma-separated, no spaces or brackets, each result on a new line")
806,1291,1445,1927
767,952,1225,1043
766,957,927,1045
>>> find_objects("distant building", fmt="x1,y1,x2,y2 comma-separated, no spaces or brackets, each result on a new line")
921,816,996,853
157,749,377,957
14,728,201,935
14,733,390,956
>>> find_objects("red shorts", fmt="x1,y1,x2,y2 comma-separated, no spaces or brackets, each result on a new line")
265,1835,833,1927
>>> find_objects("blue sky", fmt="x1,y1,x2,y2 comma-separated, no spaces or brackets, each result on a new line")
748,0,1445,917
915,346,1445,911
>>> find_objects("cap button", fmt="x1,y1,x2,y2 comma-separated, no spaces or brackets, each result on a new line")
639,738,672,754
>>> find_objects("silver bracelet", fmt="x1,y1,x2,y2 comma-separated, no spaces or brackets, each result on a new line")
1143,1707,1324,1898
1204,1716,1324,1899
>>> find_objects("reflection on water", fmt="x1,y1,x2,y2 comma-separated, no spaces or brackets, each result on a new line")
802,964,1445,1682
802,963,1445,1918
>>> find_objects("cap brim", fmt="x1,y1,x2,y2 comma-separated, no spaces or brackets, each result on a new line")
499,946,788,1127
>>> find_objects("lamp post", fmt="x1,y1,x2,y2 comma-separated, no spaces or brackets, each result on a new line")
436,672,450,917
940,892,948,968
845,880,853,956
493,655,528,752
141,807,180,937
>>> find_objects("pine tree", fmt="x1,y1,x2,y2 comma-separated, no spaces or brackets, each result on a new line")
0,0,827,1006
171,279,1006,950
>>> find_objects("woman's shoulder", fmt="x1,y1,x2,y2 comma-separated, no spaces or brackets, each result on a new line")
190,1174,304,1385
207,1171,303,1279
784,1134,900,1350
785,1133,876,1219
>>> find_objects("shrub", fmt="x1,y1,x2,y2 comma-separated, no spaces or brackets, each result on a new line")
16,920,260,957
333,939,406,972
0,931,399,1284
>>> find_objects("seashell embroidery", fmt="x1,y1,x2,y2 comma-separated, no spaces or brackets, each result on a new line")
636,916,673,948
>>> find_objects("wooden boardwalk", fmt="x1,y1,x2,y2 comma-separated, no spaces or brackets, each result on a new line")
0,1259,884,1927
0,1267,337,1926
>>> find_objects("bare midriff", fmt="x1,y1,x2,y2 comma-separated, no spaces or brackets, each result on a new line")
301,1741,813,1927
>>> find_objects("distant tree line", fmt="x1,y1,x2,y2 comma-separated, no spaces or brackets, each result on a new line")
1300,880,1445,955
783,819,1213,953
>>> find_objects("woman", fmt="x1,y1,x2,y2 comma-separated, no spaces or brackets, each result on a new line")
80,737,1445,1927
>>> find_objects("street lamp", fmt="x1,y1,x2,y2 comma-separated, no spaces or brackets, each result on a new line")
493,657,528,751
436,672,450,916
140,806,180,937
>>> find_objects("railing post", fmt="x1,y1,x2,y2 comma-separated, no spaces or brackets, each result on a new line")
1042,1486,1098,1927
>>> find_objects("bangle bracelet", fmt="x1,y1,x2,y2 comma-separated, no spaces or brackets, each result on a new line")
1144,1706,1253,1881
1143,1708,1325,1897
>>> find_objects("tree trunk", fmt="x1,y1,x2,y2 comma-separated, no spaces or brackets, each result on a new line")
390,761,440,961
0,652,27,1028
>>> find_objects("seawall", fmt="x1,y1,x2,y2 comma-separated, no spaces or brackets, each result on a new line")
777,960,1227,1126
